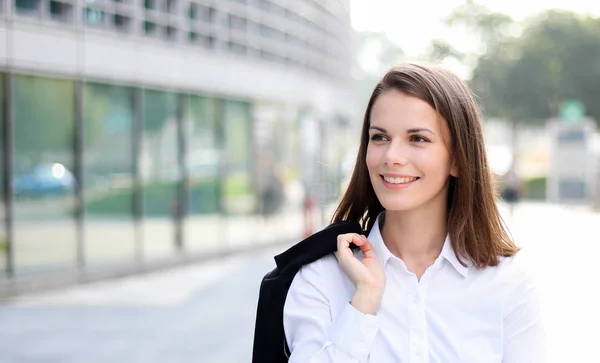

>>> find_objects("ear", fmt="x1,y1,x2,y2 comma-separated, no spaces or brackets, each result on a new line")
450,159,459,177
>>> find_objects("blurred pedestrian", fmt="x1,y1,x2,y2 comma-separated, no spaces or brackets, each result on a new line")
302,189,316,238
283,64,545,361
501,166,522,217
260,169,284,218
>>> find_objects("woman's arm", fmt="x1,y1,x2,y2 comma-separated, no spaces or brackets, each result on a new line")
283,257,381,363
502,254,546,362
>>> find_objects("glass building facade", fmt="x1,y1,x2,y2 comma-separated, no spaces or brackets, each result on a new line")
0,0,358,296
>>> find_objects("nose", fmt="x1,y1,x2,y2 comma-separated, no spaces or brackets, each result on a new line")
383,139,408,166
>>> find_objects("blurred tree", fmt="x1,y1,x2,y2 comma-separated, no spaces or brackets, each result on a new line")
445,0,514,50
13,76,75,168
427,39,463,61
354,32,404,114
469,10,600,125
355,31,404,77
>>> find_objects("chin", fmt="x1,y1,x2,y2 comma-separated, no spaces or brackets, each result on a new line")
378,198,418,212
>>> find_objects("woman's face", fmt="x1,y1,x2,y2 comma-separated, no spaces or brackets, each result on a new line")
366,90,458,212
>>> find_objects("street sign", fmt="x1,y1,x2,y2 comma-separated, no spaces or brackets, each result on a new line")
559,100,586,124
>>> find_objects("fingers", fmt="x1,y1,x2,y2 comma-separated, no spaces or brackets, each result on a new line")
336,233,376,259
358,238,377,260
336,233,357,260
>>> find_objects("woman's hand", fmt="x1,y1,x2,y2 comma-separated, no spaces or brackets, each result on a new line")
334,233,386,315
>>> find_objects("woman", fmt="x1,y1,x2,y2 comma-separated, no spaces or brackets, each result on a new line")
283,63,544,362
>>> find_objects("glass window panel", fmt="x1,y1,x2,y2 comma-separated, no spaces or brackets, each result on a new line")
228,15,246,31
164,26,177,40
83,83,135,264
164,0,176,13
49,0,73,23
0,73,6,275
84,7,105,26
15,0,40,13
144,0,155,10
252,102,302,245
187,3,196,20
183,95,222,253
143,21,157,35
13,75,76,271
141,89,180,259
222,100,255,249
113,14,131,31
195,4,213,23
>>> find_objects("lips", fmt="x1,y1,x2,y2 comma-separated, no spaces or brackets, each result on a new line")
382,175,420,184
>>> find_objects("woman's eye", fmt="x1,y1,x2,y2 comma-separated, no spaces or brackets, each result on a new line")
370,134,387,141
411,135,429,143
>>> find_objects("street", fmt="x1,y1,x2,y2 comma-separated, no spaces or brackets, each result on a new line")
0,201,599,362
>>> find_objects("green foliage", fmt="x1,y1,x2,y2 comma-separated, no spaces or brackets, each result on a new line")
84,83,133,149
466,9,600,125
222,173,252,198
445,0,514,47
14,75,75,159
85,187,135,215
85,178,223,216
143,90,178,133
523,176,547,200
0,237,7,253
428,39,463,61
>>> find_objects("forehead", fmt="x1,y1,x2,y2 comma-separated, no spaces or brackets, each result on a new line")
369,90,442,131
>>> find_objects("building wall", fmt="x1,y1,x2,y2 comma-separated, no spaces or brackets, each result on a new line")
0,0,358,118
0,0,359,296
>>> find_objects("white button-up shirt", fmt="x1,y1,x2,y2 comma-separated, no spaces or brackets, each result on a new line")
283,215,545,362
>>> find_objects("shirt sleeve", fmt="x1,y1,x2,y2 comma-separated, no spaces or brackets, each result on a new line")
502,253,546,363
283,256,381,363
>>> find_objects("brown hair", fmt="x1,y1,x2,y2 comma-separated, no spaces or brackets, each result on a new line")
331,63,518,268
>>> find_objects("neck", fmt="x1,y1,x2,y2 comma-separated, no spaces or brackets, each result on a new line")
380,203,448,264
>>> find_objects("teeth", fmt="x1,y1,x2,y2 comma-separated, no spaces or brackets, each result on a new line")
383,176,418,184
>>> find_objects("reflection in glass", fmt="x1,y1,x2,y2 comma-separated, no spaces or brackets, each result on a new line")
83,83,136,264
141,89,180,259
13,75,77,271
183,95,222,253
15,0,40,13
84,7,105,26
222,100,255,249
0,73,6,274
252,102,303,245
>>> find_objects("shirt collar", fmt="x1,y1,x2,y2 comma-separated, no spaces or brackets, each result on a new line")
367,213,395,268
367,212,470,278
440,234,470,277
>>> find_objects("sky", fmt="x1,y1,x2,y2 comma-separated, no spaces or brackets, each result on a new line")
350,0,600,76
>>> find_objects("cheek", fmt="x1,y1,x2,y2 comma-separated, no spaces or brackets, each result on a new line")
365,146,377,171
418,150,452,175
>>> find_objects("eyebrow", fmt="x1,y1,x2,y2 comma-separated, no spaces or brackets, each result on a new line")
369,126,435,135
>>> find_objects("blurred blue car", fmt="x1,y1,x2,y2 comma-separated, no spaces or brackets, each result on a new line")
14,163,76,198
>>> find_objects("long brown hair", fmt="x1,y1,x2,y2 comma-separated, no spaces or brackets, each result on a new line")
331,63,518,268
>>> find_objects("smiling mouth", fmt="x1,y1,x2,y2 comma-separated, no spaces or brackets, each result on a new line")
381,176,420,184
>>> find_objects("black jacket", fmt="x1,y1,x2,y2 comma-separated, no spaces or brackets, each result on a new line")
251,221,364,363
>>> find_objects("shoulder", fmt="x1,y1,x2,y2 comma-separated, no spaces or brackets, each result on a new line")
496,248,538,285
465,248,539,300
471,246,537,282
491,249,541,314
287,249,359,300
